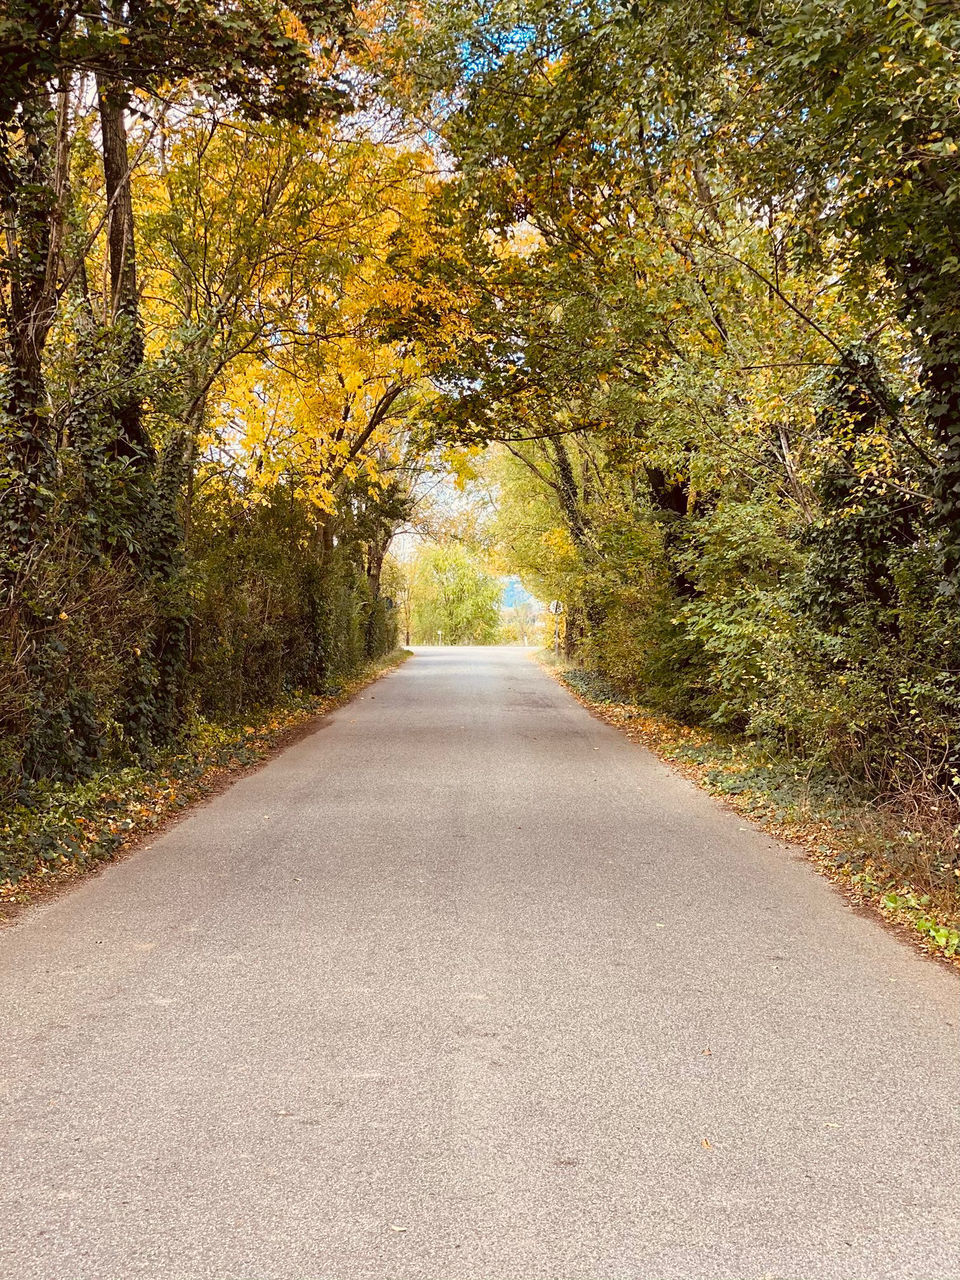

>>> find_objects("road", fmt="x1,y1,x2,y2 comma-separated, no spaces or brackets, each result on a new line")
1,646,958,1280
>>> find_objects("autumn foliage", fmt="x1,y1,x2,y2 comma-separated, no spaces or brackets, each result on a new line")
4,0,960,912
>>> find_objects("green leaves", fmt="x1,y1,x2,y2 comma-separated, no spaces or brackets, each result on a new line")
408,544,502,644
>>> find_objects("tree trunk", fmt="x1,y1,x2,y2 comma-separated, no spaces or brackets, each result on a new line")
563,603,579,660
95,75,152,460
551,438,589,549
1,88,71,569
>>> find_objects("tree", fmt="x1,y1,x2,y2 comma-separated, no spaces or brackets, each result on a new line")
410,544,501,644
1,0,353,543
0,0,358,777
375,0,958,797
0,6,456,787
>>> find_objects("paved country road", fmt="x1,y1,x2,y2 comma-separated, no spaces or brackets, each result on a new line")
1,647,958,1280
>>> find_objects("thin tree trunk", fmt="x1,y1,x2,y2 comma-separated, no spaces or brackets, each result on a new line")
95,74,152,460
96,82,137,320
1,86,71,571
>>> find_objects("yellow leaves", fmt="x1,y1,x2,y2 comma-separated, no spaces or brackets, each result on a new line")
282,9,310,43
138,119,456,522
400,353,421,381
542,525,577,564
444,446,481,490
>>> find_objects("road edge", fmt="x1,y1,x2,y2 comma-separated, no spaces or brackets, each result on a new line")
536,653,960,972
1,649,413,926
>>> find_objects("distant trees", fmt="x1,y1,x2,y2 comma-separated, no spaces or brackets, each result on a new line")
408,545,500,645
500,598,539,646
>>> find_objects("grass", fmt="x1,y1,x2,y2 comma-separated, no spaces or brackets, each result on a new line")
541,654,960,966
1,649,411,914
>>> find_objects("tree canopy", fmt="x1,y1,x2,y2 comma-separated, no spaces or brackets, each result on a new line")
3,0,960,894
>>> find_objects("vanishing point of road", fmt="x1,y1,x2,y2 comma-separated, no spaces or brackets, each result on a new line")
1,647,958,1280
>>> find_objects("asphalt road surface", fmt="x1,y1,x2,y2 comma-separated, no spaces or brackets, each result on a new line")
2,646,958,1280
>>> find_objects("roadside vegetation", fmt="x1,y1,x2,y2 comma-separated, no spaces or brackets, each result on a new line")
4,0,960,937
